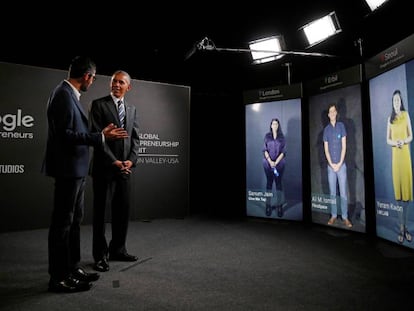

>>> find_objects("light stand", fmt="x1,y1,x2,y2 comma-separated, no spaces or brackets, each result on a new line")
185,37,338,61
282,62,292,85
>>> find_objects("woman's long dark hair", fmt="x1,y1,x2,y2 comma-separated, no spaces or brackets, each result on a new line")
268,118,284,138
390,89,405,124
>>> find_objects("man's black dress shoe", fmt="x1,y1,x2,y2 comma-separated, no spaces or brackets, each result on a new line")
48,276,92,293
109,252,138,262
94,258,110,272
72,267,100,282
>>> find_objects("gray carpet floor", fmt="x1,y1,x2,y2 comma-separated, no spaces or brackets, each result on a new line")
1,216,414,310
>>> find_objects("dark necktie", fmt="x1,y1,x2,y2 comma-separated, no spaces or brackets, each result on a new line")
117,100,125,128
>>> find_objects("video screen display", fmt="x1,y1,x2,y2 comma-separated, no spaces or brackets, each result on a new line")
245,93,303,221
369,59,414,248
308,81,366,233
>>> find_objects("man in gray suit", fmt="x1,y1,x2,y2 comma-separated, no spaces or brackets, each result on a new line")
89,70,140,272
42,57,128,293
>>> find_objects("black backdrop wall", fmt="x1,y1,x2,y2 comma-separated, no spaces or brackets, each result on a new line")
0,62,190,232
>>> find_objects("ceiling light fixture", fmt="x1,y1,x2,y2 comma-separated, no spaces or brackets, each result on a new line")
300,11,342,48
364,0,388,11
248,35,286,65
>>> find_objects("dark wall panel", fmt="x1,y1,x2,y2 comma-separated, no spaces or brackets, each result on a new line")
0,63,190,232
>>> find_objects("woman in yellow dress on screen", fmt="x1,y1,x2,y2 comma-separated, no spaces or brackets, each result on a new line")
386,89,413,244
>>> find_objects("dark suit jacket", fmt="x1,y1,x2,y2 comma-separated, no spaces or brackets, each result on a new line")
42,81,103,178
89,95,140,177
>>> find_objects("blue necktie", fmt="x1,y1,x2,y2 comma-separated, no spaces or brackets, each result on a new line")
117,100,125,128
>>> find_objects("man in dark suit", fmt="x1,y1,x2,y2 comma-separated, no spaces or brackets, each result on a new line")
42,56,129,293
89,70,140,272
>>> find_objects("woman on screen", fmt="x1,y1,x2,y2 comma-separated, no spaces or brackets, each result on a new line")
263,118,286,217
386,89,413,244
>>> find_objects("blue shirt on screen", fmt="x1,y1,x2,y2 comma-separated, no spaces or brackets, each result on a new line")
323,121,346,164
